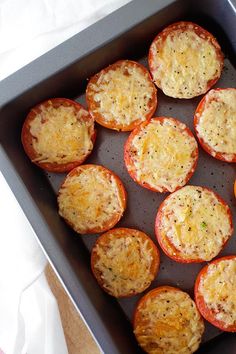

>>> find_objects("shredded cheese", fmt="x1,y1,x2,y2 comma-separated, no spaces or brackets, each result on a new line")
159,186,232,261
127,118,197,192
58,166,124,234
134,288,204,354
199,259,236,327
30,103,94,164
87,61,155,127
150,26,222,98
196,89,236,161
93,229,156,296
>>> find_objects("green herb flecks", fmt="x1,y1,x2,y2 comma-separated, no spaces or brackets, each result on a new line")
200,221,207,230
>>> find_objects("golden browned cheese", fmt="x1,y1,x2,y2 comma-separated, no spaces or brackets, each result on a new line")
128,119,197,192
134,288,204,354
87,61,155,127
30,104,94,164
199,259,236,326
195,89,236,161
150,27,222,98
93,229,157,296
158,186,232,261
58,166,124,234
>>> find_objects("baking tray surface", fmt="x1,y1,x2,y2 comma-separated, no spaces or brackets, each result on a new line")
0,0,236,353
47,56,236,345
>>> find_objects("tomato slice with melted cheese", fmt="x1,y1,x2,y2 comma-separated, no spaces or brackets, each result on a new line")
194,88,236,162
21,98,96,172
124,117,198,193
134,286,204,354
155,186,233,263
195,255,236,332
91,228,160,297
86,60,157,131
148,21,223,99
58,165,127,234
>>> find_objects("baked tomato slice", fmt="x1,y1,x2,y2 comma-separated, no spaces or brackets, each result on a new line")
58,164,127,234
155,185,233,263
133,286,204,354
195,255,236,332
86,60,157,131
148,21,223,98
124,117,198,193
91,227,160,297
21,98,96,172
194,88,236,162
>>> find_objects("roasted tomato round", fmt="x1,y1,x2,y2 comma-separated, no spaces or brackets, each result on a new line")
91,227,160,297
148,21,223,98
58,164,127,234
155,185,233,263
195,255,236,332
133,286,204,354
124,117,198,193
21,98,96,172
86,60,157,131
194,88,236,162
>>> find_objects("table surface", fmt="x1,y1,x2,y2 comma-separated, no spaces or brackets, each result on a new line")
46,264,100,354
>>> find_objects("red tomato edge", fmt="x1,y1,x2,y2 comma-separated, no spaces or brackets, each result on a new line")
148,21,224,96
90,227,160,298
194,255,236,332
21,98,97,172
57,164,127,234
124,117,199,193
133,285,200,327
194,88,236,163
86,60,157,131
155,185,234,263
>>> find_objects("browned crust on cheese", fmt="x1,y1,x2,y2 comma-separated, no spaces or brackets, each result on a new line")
91,228,160,297
57,165,127,234
21,98,96,172
86,60,157,131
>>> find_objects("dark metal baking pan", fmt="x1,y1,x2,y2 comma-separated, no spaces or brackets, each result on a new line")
0,0,235,353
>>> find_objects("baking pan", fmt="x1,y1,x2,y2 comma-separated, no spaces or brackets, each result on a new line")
0,0,235,353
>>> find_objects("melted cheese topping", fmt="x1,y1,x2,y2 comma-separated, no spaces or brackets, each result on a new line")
93,229,156,297
196,89,236,161
87,61,155,127
199,259,236,326
58,166,124,234
128,119,197,192
150,26,222,98
134,288,204,354
159,186,232,261
30,104,94,164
